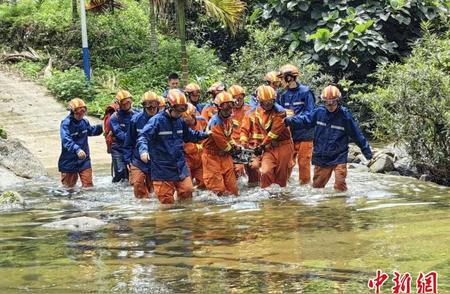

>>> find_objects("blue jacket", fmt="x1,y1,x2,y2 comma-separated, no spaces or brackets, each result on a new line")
109,109,137,153
58,115,103,173
193,102,206,114
125,110,153,174
137,111,208,181
285,106,372,167
278,83,315,142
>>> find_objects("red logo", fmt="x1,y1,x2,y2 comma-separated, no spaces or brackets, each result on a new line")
368,271,439,293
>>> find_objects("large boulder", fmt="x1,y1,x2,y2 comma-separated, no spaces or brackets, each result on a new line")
0,138,47,179
369,154,395,173
42,216,108,231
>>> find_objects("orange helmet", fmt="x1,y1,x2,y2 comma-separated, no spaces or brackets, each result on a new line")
207,82,225,93
115,90,132,102
228,84,245,97
256,85,276,102
158,96,166,107
214,91,235,106
264,71,281,83
183,103,197,117
185,83,201,93
68,98,87,111
321,85,341,101
166,89,188,107
278,64,300,77
141,91,160,103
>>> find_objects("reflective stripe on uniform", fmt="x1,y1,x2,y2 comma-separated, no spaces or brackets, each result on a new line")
240,135,248,142
292,101,304,105
317,121,326,126
268,131,278,139
252,134,264,139
159,131,173,135
331,125,345,131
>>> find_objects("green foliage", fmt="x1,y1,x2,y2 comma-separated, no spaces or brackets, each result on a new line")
227,22,333,96
44,68,96,102
12,61,45,79
259,0,449,79
0,127,7,139
357,32,450,184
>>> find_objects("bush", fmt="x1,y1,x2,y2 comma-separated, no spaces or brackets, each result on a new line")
357,31,450,185
12,60,45,79
44,68,96,102
227,22,333,97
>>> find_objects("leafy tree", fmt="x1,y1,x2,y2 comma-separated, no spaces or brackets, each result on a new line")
357,29,450,185
257,0,449,80
151,0,246,84
227,22,333,96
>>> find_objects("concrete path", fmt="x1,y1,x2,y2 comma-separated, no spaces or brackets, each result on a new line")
0,70,111,176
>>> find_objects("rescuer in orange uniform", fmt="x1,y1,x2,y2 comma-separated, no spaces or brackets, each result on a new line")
201,82,225,121
182,103,208,189
202,91,240,196
253,85,294,188
228,84,252,178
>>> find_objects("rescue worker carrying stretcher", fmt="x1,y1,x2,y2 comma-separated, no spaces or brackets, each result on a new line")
109,90,137,183
137,89,209,204
229,84,252,178
58,98,103,188
185,83,205,113
202,91,240,196
253,85,294,188
277,64,316,185
182,103,208,189
284,85,372,191
201,82,225,121
125,91,161,199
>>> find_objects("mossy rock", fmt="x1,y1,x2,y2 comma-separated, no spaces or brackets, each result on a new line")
0,191,24,204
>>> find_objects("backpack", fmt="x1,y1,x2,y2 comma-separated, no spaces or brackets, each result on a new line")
103,102,119,154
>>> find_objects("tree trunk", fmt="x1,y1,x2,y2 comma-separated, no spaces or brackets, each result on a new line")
175,0,188,85
71,0,78,23
148,0,158,59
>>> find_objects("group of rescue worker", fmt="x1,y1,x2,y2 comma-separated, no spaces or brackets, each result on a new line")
58,64,373,204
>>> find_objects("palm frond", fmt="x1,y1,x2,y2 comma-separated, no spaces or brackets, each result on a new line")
200,0,246,34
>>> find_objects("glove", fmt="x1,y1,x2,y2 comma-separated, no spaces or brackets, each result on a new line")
253,145,265,156
140,152,150,163
77,150,86,159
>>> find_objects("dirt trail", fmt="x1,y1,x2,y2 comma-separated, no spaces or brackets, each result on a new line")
0,70,111,176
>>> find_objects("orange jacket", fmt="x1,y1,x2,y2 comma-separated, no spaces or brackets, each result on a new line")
231,104,252,142
240,108,264,147
254,104,292,146
184,116,208,162
201,104,217,122
203,114,235,155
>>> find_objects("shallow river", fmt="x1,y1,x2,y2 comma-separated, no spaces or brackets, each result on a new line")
1,166,449,293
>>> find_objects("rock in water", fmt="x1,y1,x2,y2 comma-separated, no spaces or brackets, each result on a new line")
369,154,395,173
0,138,47,179
0,191,24,205
42,216,107,231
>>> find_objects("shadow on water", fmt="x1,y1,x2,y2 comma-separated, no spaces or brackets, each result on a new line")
1,168,449,293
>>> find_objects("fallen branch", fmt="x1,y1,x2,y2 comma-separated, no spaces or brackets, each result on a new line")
0,48,42,63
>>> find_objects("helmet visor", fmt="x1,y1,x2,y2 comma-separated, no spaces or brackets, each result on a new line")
174,104,188,113
143,101,159,109
322,98,339,106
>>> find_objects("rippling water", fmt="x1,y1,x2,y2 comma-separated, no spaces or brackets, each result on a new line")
1,165,449,293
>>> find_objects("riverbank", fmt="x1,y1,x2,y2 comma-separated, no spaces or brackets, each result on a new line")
0,70,111,179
